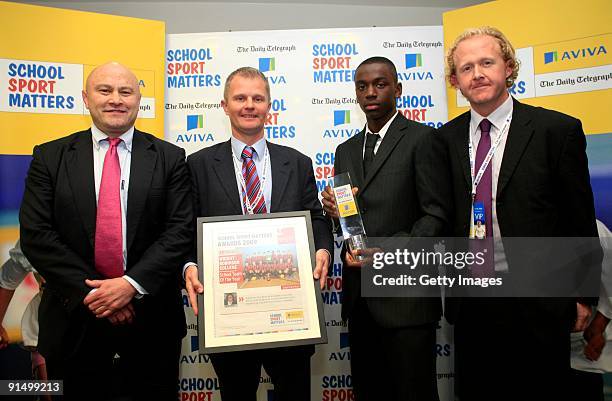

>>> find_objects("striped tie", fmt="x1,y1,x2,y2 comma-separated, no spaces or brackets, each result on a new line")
241,146,267,214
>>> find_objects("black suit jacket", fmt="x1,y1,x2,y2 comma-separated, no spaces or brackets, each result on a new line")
436,98,601,325
186,139,333,273
334,113,448,328
19,129,193,359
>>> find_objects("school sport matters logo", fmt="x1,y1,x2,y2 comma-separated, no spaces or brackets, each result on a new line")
333,110,350,126
544,45,607,64
405,53,423,68
259,57,275,72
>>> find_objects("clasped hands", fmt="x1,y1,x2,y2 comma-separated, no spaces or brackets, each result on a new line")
83,277,136,326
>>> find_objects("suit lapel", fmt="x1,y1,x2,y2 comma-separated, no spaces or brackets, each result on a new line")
451,112,472,191
345,130,366,189
496,99,534,198
66,130,96,249
268,142,290,212
212,140,242,213
360,115,404,193
127,130,156,252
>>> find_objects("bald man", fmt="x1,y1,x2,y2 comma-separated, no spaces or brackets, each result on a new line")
19,62,193,400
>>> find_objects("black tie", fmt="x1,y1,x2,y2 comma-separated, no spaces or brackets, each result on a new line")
363,133,380,177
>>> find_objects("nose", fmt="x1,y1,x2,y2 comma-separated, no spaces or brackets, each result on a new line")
245,97,255,108
365,84,377,98
473,65,484,80
109,89,122,104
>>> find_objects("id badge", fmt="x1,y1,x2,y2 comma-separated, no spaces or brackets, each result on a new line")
472,201,486,240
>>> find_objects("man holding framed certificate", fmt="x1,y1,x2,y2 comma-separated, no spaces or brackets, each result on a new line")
184,67,333,401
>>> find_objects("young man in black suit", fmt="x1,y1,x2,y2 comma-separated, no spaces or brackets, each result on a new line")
321,57,448,401
184,67,333,401
437,27,601,401
19,62,193,400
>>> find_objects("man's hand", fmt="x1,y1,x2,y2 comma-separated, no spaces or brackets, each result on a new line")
343,247,381,268
0,325,9,349
84,277,137,318
185,265,203,315
583,311,611,361
313,249,331,290
107,303,136,326
321,186,358,220
573,302,593,332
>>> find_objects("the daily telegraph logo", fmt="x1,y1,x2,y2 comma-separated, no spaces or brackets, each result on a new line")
544,45,607,64
259,56,286,84
333,110,350,126
166,47,221,88
0,59,83,114
321,375,354,401
175,114,215,144
312,43,358,83
397,53,433,81
259,57,276,72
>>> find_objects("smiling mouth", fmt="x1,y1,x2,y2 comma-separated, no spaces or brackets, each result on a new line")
104,109,127,113
241,114,259,118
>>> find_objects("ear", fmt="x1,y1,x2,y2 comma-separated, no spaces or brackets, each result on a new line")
395,82,402,98
505,61,513,82
221,99,229,116
449,74,459,88
82,90,89,109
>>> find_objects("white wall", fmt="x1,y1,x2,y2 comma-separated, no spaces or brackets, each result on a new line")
19,1,483,33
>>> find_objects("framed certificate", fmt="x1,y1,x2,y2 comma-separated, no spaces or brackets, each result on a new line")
197,211,327,353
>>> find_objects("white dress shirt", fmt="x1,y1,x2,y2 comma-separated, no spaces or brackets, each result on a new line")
91,124,147,295
469,95,513,272
362,111,399,157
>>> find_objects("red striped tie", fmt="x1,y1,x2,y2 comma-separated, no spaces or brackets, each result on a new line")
241,146,267,214
95,137,123,278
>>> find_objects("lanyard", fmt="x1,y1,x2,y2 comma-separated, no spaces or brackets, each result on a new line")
232,146,269,215
468,116,512,199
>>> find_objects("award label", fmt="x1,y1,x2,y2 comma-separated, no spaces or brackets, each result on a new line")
333,184,358,218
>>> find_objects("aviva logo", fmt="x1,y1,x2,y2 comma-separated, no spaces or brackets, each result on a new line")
405,53,423,69
187,114,203,130
259,57,276,72
334,110,350,126
545,46,607,64
544,51,558,64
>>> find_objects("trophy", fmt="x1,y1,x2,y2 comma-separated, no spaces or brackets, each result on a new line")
331,172,368,260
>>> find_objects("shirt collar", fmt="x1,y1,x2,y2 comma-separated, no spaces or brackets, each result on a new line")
231,136,267,161
91,124,134,152
470,94,513,134
365,110,399,140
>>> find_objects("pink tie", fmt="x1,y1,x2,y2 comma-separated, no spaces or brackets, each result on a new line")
95,137,123,278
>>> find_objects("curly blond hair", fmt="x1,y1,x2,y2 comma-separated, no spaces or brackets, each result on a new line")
446,26,520,88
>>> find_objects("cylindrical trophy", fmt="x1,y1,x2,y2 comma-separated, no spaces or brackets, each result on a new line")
331,172,368,260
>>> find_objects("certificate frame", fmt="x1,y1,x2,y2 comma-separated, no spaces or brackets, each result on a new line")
197,211,327,353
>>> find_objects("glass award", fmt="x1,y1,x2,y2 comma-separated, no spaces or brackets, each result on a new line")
331,172,367,259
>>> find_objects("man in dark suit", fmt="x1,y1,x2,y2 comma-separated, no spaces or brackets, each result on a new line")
184,67,333,401
437,27,601,401
19,62,193,400
321,57,448,401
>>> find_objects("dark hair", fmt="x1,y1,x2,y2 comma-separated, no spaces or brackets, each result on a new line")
356,56,398,83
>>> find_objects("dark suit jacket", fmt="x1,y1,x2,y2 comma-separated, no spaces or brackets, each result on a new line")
19,129,193,360
186,139,334,273
334,113,448,328
436,98,602,326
